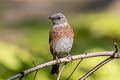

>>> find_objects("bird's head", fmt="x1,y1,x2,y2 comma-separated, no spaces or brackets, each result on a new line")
49,13,68,26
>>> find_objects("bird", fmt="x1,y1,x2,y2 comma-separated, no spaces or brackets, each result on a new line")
49,13,74,75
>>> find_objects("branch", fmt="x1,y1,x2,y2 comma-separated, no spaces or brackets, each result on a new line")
57,62,67,80
32,61,38,80
7,51,120,80
66,59,83,80
79,57,113,80
79,43,120,80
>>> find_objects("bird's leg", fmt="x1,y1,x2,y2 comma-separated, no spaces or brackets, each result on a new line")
55,56,61,64
66,54,73,62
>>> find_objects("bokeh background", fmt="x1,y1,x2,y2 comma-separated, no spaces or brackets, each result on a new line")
0,0,120,80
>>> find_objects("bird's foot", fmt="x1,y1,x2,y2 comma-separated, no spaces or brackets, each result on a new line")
66,54,73,63
56,56,61,64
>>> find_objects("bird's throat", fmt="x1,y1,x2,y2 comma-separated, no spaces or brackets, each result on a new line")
54,22,68,28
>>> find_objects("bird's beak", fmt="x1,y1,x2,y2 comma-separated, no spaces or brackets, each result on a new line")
49,17,52,19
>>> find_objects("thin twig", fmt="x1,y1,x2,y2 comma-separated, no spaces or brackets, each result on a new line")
66,59,83,80
79,43,120,80
113,43,119,58
57,62,67,80
19,71,24,80
114,43,119,52
8,51,120,80
79,56,113,80
32,61,38,80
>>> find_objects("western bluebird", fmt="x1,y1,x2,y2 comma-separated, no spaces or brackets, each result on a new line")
49,13,74,74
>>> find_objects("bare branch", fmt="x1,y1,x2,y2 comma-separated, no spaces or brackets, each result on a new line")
7,51,120,80
79,57,113,80
66,59,83,80
32,61,38,80
57,62,67,80
19,71,24,80
79,43,120,80
114,42,119,52
113,43,120,58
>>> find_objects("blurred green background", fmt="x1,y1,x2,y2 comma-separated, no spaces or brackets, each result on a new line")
0,0,120,80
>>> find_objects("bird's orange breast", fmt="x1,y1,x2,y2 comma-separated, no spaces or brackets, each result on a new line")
49,24,74,42
49,24,74,57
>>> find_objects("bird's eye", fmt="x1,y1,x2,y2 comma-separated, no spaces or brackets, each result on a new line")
58,17,61,20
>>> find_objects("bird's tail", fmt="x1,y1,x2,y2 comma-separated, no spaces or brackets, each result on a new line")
51,63,60,74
